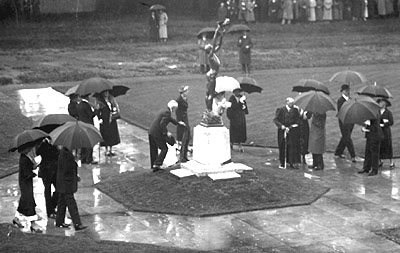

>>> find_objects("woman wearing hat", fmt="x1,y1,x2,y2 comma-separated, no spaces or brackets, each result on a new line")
378,98,394,168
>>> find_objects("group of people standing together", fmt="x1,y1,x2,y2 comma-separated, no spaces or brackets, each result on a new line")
12,88,123,233
274,84,394,176
149,9,169,42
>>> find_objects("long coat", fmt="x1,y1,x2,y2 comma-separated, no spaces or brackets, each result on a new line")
36,140,59,181
316,0,324,20
273,105,301,164
17,154,37,217
56,147,78,194
77,100,96,125
227,95,248,143
97,96,120,147
159,12,168,39
379,108,394,159
299,110,311,156
333,0,343,20
238,35,253,65
282,0,294,19
309,0,317,21
323,0,333,20
308,113,326,154
175,95,189,142
149,12,159,42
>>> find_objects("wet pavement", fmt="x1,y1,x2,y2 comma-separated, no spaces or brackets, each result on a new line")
1,87,400,252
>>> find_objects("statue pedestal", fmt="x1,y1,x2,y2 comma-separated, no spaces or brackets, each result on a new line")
192,124,231,166
177,123,253,179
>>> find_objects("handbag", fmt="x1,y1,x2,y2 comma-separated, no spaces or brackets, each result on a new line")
111,111,121,121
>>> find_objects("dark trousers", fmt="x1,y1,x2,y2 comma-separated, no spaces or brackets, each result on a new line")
312,153,324,169
149,135,168,168
179,127,190,161
335,121,356,158
80,148,93,163
56,192,81,226
363,137,381,173
42,178,58,216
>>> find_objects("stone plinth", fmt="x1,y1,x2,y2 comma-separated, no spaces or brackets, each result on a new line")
192,124,231,166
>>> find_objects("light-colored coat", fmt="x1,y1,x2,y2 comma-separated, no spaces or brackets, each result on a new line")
159,12,168,39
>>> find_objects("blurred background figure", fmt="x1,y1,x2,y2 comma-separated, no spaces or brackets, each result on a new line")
323,0,333,21
237,31,253,74
316,0,324,21
308,112,327,170
309,0,317,22
226,0,238,22
96,90,121,157
149,10,159,42
246,0,257,22
333,0,344,20
227,88,248,152
198,34,210,74
218,1,228,21
281,0,294,24
238,0,248,23
175,86,190,163
378,98,394,168
159,9,168,42
269,0,282,22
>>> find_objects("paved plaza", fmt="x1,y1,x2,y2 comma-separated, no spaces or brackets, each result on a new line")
1,88,400,252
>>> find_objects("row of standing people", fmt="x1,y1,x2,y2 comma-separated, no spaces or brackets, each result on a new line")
273,84,394,175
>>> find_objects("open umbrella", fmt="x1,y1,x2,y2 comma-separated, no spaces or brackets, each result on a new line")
293,91,336,114
75,77,114,96
49,121,103,150
149,4,166,11
108,85,129,97
338,96,380,125
227,24,250,34
329,70,368,85
236,76,262,93
9,129,49,152
215,76,241,93
292,79,330,95
32,114,77,133
356,82,393,99
196,27,221,39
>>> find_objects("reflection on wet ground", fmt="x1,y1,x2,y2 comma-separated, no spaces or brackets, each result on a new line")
1,88,400,251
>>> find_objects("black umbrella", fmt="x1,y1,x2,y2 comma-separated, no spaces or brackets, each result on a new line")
236,77,262,93
94,85,129,98
149,4,166,11
292,79,330,95
227,24,250,34
9,129,49,152
196,27,221,39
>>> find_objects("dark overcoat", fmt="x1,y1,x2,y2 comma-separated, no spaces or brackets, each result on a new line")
17,154,37,217
238,35,253,65
227,95,248,143
56,147,78,194
149,108,179,139
97,97,121,147
36,141,59,181
380,108,394,159
77,100,96,125
175,95,189,142
308,113,326,154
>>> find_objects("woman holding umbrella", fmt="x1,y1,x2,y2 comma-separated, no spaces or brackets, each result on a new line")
227,88,248,152
378,98,394,168
13,142,43,233
96,90,121,157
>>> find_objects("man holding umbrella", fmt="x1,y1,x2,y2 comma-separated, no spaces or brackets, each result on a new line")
334,84,357,162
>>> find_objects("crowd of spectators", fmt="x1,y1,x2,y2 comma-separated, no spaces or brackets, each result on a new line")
218,0,400,24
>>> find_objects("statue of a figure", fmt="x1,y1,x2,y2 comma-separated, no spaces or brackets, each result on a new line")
204,18,230,112
201,18,231,126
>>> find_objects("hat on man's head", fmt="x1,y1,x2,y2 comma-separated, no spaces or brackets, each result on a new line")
340,84,350,92
377,98,391,107
178,85,189,93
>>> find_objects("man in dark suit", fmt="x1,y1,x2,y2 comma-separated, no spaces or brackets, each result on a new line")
176,86,190,163
358,116,383,176
149,100,185,172
55,146,87,231
334,84,357,162
76,95,98,164
273,97,301,169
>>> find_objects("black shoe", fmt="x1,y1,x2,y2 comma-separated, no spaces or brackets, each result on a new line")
30,226,43,233
12,218,24,228
358,169,370,174
74,225,87,231
368,171,378,176
56,223,71,228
